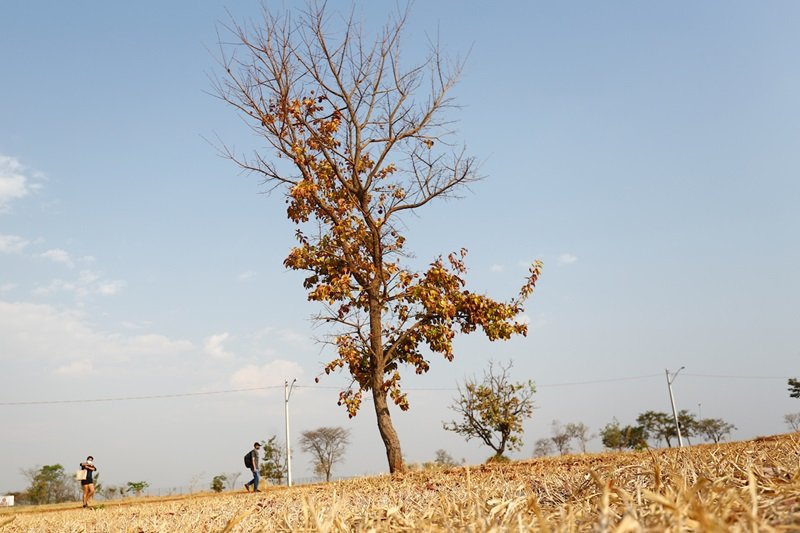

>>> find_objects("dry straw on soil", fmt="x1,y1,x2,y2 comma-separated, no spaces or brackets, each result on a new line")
2,434,798,532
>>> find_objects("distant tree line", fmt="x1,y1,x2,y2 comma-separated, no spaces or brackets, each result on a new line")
531,411,737,457
598,410,736,451
9,464,153,505
402,449,464,472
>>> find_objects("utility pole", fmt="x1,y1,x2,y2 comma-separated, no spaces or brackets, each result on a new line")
665,367,685,448
284,379,296,486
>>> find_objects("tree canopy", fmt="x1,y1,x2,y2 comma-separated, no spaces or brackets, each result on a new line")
789,378,800,399
599,419,647,451
21,464,76,505
259,436,287,485
695,418,736,444
126,481,149,496
211,474,227,493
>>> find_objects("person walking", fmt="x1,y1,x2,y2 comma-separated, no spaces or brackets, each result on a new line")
79,456,97,508
244,442,261,492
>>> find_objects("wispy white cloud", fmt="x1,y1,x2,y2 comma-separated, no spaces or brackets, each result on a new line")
41,248,74,268
33,269,125,299
278,329,309,345
204,332,234,359
512,312,548,330
0,233,30,253
98,280,125,295
489,264,504,273
238,270,255,281
558,253,578,265
0,155,41,212
0,283,16,293
0,302,93,364
33,280,74,295
124,334,193,356
56,360,95,377
251,327,312,350
229,360,305,395
0,301,194,368
78,270,100,284
526,311,550,331
120,320,152,330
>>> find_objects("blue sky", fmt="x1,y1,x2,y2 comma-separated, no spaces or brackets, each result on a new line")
1,1,798,493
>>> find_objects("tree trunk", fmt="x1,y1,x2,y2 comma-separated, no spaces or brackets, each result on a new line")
372,381,404,473
496,436,507,457
368,287,404,473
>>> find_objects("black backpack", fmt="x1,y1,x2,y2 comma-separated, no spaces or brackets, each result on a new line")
244,450,253,469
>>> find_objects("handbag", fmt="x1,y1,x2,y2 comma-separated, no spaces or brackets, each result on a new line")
75,469,87,481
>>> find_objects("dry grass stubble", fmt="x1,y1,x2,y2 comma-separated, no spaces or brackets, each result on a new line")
2,434,798,532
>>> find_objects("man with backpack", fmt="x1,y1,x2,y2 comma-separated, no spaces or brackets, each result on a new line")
244,442,261,492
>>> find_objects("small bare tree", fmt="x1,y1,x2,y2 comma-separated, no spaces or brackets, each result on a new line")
225,472,242,490
433,449,459,467
444,360,536,460
785,413,800,432
565,422,593,453
188,472,205,493
532,438,554,458
300,427,351,482
550,420,572,455
101,485,123,500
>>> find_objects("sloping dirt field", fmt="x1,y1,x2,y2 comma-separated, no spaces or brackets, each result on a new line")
2,434,798,532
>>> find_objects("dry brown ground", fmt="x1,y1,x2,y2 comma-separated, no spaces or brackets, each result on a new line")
2,434,798,532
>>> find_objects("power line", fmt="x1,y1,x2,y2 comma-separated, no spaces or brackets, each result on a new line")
0,373,671,406
683,373,792,380
0,372,792,406
0,385,283,406
301,373,664,391
538,374,662,388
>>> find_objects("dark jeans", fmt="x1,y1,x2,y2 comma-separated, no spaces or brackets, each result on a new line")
247,469,259,491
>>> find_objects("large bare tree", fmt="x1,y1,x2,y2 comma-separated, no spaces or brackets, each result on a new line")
215,3,541,473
